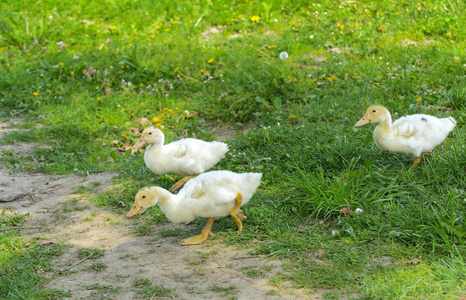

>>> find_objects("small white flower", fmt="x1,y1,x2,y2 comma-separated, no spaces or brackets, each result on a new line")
331,230,339,236
309,35,314,39
355,208,363,214
279,52,289,60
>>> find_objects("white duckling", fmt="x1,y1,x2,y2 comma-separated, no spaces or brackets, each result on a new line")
133,126,229,192
127,170,262,245
355,105,456,168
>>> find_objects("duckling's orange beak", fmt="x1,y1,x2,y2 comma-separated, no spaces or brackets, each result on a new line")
355,115,371,127
127,204,142,217
132,136,146,155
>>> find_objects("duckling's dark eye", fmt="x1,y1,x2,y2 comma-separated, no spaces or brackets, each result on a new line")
148,132,152,135
372,109,377,113
142,195,146,199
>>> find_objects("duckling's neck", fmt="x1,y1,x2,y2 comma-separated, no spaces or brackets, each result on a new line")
155,188,175,207
146,139,164,153
156,192,185,222
378,111,393,127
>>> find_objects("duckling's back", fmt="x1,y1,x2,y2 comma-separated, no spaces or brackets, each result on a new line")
392,114,456,156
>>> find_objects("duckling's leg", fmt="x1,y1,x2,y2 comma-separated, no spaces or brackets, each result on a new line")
411,155,422,169
169,175,198,192
230,193,245,232
182,217,215,246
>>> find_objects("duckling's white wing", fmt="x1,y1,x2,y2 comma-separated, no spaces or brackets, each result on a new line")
162,140,188,158
182,172,236,202
392,115,435,138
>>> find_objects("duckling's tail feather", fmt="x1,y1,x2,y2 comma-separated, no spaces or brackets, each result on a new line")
448,116,457,126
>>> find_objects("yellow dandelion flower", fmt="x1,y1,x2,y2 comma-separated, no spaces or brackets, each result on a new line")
77,10,81,14
332,37,336,41
153,116,160,122
33,92,39,96
446,32,451,36
58,62,65,66
200,69,205,73
111,26,117,30
238,14,243,18
327,75,337,82
97,97,101,100
249,44,254,47
150,30,155,34
207,57,215,63
174,67,179,72
121,65,125,69
340,24,345,30
173,20,178,24
416,97,422,102
116,48,120,52
269,45,276,49
289,115,297,120
251,15,260,22
155,123,162,127
168,109,174,114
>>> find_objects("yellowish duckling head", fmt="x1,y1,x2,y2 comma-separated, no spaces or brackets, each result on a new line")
132,126,165,151
355,105,391,127
127,187,166,217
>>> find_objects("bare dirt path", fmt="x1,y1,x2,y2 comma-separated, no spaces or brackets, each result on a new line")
0,127,312,299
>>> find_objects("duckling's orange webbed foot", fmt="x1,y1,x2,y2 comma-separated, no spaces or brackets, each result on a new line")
237,209,247,221
169,175,198,193
230,193,245,232
182,217,215,246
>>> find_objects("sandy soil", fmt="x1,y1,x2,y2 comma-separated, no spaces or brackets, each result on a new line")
0,121,315,300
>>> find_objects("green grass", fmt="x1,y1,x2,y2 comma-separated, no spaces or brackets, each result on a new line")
78,247,105,259
1,0,466,298
132,277,174,299
0,213,69,299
